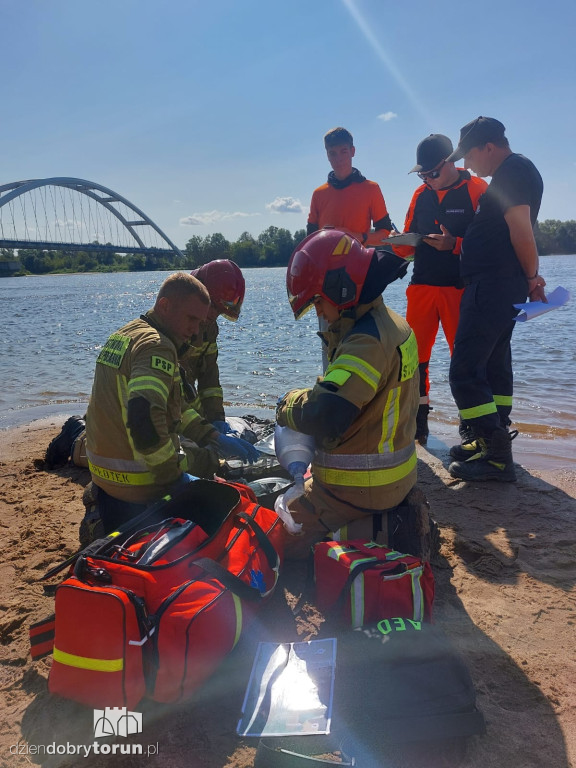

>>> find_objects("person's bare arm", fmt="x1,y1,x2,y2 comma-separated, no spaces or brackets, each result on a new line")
504,205,547,302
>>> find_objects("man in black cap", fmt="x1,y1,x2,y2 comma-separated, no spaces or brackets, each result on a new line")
393,134,487,445
445,117,545,482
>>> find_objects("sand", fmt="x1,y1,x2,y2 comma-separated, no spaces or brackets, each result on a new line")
0,419,575,768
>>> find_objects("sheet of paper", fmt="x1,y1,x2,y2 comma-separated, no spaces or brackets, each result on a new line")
513,286,570,322
379,232,423,247
236,638,337,737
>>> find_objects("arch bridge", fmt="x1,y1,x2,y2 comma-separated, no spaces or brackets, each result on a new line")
0,177,183,258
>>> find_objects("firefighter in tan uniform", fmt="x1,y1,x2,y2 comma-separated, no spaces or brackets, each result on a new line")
85,272,256,535
180,260,247,433
276,229,419,558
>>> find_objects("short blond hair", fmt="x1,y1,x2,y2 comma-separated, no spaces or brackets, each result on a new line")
156,272,210,304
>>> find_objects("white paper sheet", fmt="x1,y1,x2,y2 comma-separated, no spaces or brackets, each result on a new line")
513,286,571,322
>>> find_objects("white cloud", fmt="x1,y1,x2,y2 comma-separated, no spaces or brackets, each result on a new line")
179,210,260,226
378,111,398,122
265,196,305,214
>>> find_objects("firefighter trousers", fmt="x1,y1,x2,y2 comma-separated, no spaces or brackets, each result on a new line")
449,275,527,437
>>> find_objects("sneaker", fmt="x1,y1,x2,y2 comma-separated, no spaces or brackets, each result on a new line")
415,404,431,446
45,415,86,469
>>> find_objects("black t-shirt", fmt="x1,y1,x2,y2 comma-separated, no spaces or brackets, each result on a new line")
460,153,543,279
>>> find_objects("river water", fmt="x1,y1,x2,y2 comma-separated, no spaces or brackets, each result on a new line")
1,257,574,470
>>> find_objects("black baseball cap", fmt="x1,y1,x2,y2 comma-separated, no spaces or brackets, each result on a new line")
446,116,506,162
409,134,453,173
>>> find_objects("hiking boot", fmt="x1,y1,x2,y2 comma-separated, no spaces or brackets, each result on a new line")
45,415,86,469
449,427,518,483
415,404,431,446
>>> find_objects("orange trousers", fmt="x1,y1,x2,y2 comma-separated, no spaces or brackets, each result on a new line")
405,284,464,401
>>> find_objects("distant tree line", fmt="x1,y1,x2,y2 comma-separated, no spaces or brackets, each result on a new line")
1,220,575,275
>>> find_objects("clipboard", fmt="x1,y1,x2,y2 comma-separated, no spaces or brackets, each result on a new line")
380,232,423,247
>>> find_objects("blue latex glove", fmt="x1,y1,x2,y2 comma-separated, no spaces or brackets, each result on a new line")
215,433,260,464
212,420,233,434
169,472,198,494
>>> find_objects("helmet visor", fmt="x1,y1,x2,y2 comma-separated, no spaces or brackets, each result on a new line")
218,296,242,321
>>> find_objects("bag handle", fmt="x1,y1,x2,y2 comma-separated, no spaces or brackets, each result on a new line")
237,508,281,590
188,557,272,602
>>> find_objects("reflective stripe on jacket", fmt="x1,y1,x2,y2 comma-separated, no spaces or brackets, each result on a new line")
278,298,419,511
179,318,225,423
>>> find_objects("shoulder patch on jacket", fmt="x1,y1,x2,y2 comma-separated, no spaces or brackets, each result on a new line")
397,331,418,382
151,355,175,376
96,333,131,369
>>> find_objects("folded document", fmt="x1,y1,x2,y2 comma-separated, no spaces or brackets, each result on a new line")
514,285,570,322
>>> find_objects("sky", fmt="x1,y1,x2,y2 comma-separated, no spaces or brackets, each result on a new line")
1,0,575,251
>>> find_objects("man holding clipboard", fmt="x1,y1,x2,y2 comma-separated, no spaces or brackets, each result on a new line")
386,134,487,444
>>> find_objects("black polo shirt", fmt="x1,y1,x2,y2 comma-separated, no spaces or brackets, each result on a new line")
460,153,543,280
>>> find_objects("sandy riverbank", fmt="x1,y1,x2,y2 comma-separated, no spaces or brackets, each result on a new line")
0,419,575,768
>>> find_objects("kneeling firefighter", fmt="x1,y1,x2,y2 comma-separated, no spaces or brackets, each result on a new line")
276,229,420,559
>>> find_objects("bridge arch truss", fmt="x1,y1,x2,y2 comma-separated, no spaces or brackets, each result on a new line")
0,177,183,257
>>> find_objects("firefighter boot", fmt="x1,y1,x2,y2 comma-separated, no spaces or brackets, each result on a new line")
415,404,431,446
448,426,517,483
449,421,484,462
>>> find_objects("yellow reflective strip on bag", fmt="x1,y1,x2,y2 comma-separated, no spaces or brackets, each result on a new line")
128,375,169,402
314,450,417,487
350,573,365,629
88,460,155,486
232,593,243,647
332,234,353,255
494,395,513,406
328,354,380,391
459,401,498,420
200,387,223,399
411,569,424,622
53,646,123,672
207,342,218,354
398,331,418,382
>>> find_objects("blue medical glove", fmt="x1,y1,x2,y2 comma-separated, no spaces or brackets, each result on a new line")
215,433,260,464
212,420,233,434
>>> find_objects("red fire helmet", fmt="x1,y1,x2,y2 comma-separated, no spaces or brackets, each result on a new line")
287,229,373,320
191,259,245,321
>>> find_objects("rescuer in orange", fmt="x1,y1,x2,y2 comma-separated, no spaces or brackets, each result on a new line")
393,134,487,444
307,127,393,246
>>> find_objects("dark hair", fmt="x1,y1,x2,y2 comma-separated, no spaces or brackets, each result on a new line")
324,127,354,148
156,272,210,304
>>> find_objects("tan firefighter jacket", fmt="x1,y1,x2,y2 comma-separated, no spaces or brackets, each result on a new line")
179,318,225,423
277,297,419,511
86,310,217,504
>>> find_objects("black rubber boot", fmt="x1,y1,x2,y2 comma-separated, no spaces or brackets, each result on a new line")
45,415,86,469
415,404,431,446
448,427,517,482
